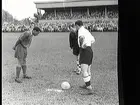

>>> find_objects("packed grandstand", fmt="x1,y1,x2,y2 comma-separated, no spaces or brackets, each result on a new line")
2,0,118,32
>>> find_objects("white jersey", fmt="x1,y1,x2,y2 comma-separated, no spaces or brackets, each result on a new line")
78,26,95,48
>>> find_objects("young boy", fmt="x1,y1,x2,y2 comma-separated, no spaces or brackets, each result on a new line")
13,27,41,83
75,20,95,95
69,25,81,75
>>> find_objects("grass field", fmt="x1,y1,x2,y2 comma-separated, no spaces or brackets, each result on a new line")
2,32,118,105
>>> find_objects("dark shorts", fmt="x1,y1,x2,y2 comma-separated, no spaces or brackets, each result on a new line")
15,44,27,59
73,47,80,56
79,47,93,65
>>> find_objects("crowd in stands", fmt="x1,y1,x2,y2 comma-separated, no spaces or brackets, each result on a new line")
107,9,118,19
39,20,118,32
2,6,118,32
2,24,31,32
89,8,105,19
41,7,118,20
2,19,118,32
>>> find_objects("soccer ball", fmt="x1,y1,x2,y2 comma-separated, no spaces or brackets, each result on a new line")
61,81,71,90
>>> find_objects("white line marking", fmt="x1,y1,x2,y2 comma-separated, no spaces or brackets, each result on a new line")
46,89,64,93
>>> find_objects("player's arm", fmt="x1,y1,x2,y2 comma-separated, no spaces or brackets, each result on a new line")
79,35,85,48
12,40,22,50
78,30,86,48
13,32,29,50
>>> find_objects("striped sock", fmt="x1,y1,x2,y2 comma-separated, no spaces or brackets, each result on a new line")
76,61,79,67
83,76,91,87
89,75,91,80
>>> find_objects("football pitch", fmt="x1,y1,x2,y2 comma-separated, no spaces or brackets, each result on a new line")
2,32,118,105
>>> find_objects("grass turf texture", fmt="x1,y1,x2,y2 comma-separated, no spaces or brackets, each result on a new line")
2,32,118,105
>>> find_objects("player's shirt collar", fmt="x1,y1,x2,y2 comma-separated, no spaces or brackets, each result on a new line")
80,26,84,29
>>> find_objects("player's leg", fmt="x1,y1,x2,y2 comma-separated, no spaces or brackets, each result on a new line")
80,64,94,95
14,45,22,83
15,59,22,83
22,65,31,79
76,55,79,69
73,49,81,73
22,63,31,79
79,47,94,95
22,49,31,79
73,48,81,74
84,48,94,95
73,55,78,72
87,48,93,85
80,64,92,89
87,65,91,80
76,54,81,75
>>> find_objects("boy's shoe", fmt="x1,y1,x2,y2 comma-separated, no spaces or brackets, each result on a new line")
80,85,93,90
86,86,94,95
76,72,81,75
80,86,94,95
79,84,87,89
73,68,81,74
15,78,22,83
85,89,94,95
23,75,32,79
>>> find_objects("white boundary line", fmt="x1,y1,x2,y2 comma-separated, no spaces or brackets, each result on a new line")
46,88,64,93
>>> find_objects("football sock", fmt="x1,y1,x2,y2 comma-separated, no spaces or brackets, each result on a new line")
76,61,81,71
83,76,90,86
89,75,91,80
22,65,27,76
85,81,91,87
76,60,79,68
76,60,79,65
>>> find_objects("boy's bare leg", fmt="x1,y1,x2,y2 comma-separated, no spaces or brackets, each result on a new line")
80,64,92,89
15,59,22,83
87,65,91,80
80,64,93,95
22,59,31,79
22,65,31,79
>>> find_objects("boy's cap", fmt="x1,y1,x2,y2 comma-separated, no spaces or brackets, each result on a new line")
33,27,41,32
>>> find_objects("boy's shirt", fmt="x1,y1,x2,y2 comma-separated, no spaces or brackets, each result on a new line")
19,31,33,48
78,26,95,48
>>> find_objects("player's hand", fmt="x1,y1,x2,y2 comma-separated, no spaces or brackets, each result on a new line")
12,46,16,50
82,44,87,49
69,48,72,52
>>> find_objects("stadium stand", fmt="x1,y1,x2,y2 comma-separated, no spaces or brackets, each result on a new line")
2,0,118,32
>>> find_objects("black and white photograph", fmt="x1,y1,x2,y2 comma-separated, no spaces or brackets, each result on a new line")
2,0,119,104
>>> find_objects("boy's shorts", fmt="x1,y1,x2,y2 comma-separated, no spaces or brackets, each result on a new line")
15,44,27,65
79,47,93,65
17,58,26,66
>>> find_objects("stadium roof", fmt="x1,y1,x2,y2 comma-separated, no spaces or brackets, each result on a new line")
34,0,118,9
34,0,118,4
